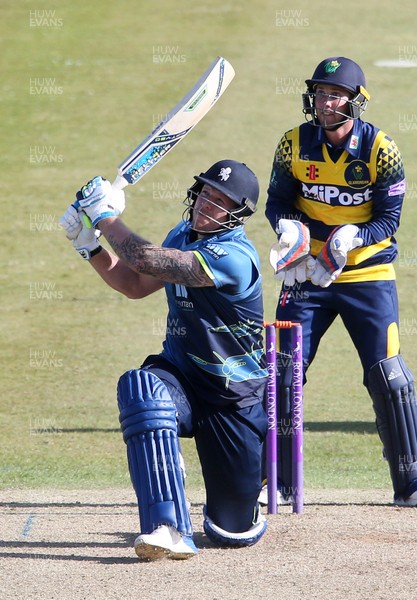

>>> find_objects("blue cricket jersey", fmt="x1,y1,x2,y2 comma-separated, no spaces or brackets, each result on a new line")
159,221,267,407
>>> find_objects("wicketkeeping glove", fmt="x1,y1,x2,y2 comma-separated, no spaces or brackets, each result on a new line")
269,219,315,285
60,205,102,260
74,176,125,227
310,224,363,287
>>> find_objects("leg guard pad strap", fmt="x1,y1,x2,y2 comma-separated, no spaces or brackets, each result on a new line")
118,368,177,441
119,402,176,441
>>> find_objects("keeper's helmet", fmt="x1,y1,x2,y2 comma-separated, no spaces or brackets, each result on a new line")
302,57,370,127
183,159,259,232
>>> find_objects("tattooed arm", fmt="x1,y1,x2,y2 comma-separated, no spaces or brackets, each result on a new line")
89,217,214,299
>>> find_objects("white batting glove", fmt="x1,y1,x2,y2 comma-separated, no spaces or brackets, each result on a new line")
60,206,102,260
60,205,82,240
74,176,125,227
310,225,363,287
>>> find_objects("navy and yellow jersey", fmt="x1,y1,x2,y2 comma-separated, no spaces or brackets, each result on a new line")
266,119,407,282
159,221,267,407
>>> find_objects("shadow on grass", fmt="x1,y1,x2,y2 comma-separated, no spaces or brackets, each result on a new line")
0,530,137,564
304,421,376,434
0,527,216,564
29,424,378,435
59,428,120,433
43,424,377,435
0,501,137,508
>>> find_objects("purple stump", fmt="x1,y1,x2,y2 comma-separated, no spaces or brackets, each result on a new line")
265,324,278,514
291,324,304,513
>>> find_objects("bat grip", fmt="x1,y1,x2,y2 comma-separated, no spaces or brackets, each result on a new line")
72,200,93,228
112,171,129,191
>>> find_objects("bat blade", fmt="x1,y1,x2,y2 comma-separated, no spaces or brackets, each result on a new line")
112,56,235,190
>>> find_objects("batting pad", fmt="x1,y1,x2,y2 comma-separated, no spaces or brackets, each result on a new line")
203,506,267,548
368,355,417,496
118,369,193,536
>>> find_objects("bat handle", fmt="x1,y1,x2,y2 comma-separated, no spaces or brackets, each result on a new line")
112,171,129,191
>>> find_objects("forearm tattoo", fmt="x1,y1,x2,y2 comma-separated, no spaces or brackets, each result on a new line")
107,232,212,287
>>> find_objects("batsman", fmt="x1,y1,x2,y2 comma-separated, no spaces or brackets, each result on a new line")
61,160,268,559
265,56,417,507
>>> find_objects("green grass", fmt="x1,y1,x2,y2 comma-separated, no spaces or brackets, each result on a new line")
2,0,417,494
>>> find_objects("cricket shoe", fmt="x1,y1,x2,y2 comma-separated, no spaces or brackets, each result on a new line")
393,479,417,507
134,525,198,561
258,483,293,507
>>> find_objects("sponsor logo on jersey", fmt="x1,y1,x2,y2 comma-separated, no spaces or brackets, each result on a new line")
204,243,229,259
306,164,319,180
344,160,371,189
174,284,194,310
301,182,372,205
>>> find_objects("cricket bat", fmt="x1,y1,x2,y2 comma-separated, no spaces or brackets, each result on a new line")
75,57,234,225
112,56,235,190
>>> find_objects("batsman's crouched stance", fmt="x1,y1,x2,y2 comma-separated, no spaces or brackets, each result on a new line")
117,364,267,556
61,160,268,560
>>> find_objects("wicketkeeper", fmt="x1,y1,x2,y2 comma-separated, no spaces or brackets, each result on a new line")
61,160,268,560
265,56,417,507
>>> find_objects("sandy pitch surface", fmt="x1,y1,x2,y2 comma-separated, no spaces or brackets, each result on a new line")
1,488,416,600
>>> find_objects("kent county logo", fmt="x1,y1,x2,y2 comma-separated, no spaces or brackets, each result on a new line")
344,160,370,189
325,60,341,73
219,167,231,181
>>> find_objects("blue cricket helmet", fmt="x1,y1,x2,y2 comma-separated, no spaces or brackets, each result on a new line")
184,160,259,232
305,57,368,95
194,159,259,214
303,57,370,125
